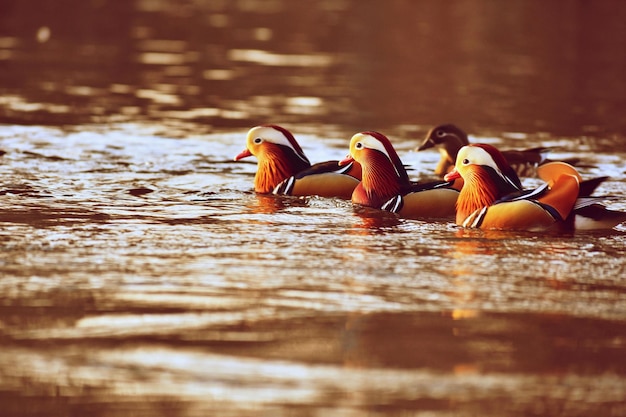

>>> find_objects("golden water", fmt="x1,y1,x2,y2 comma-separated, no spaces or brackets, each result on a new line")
1,2,626,416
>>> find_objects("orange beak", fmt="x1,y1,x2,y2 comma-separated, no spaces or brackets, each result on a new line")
234,149,253,161
444,168,461,182
338,154,354,166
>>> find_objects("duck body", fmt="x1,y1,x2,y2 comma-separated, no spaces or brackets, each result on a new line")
458,173,580,230
418,124,574,178
273,159,361,199
381,184,459,220
340,131,458,219
235,125,359,199
445,144,589,231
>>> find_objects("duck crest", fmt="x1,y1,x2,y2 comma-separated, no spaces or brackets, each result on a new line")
471,143,523,190
362,131,411,185
262,124,310,165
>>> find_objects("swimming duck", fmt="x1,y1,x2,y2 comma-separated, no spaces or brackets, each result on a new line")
417,124,578,178
445,143,626,231
339,131,459,219
235,125,360,198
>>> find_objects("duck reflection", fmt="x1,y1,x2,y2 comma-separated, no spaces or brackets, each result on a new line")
339,311,486,373
350,206,402,230
338,310,626,375
245,193,309,215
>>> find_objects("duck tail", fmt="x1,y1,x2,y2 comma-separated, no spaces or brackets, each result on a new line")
536,162,581,221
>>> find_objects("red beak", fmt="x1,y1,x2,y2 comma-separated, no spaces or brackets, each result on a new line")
234,149,253,161
338,154,354,166
444,169,461,181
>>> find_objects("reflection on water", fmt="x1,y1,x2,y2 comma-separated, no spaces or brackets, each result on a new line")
1,1,626,416
1,125,626,416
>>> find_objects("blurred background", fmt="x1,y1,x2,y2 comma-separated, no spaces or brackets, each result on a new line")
1,0,625,139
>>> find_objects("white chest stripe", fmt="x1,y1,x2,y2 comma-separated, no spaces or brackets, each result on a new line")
463,206,488,228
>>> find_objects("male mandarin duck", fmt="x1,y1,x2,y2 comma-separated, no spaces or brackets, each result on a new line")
417,124,580,178
338,131,459,219
445,144,626,231
234,125,360,199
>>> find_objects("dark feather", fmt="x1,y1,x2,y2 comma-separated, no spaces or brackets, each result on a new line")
293,160,343,179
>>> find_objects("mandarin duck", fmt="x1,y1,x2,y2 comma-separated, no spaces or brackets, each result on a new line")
338,131,459,219
418,124,581,178
445,144,626,231
234,125,360,199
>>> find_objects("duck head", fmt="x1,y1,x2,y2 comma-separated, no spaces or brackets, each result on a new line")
235,125,311,193
418,124,470,176
445,144,523,224
418,124,469,151
339,131,411,208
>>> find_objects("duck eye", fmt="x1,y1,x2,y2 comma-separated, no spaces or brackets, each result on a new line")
436,130,446,138
355,142,363,149
253,137,262,144
462,158,470,165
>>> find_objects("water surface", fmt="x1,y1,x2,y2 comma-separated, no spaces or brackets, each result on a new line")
1,2,626,416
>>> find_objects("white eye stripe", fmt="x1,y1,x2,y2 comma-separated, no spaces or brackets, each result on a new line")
352,133,394,161
457,145,521,190
247,126,292,149
247,126,309,164
351,133,402,178
457,146,499,172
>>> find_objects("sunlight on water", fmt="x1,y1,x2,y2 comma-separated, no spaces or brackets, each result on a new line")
228,49,336,67
138,52,188,65
1,1,626,416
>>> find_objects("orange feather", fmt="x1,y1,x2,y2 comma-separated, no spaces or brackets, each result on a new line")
455,166,500,225
253,144,308,193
